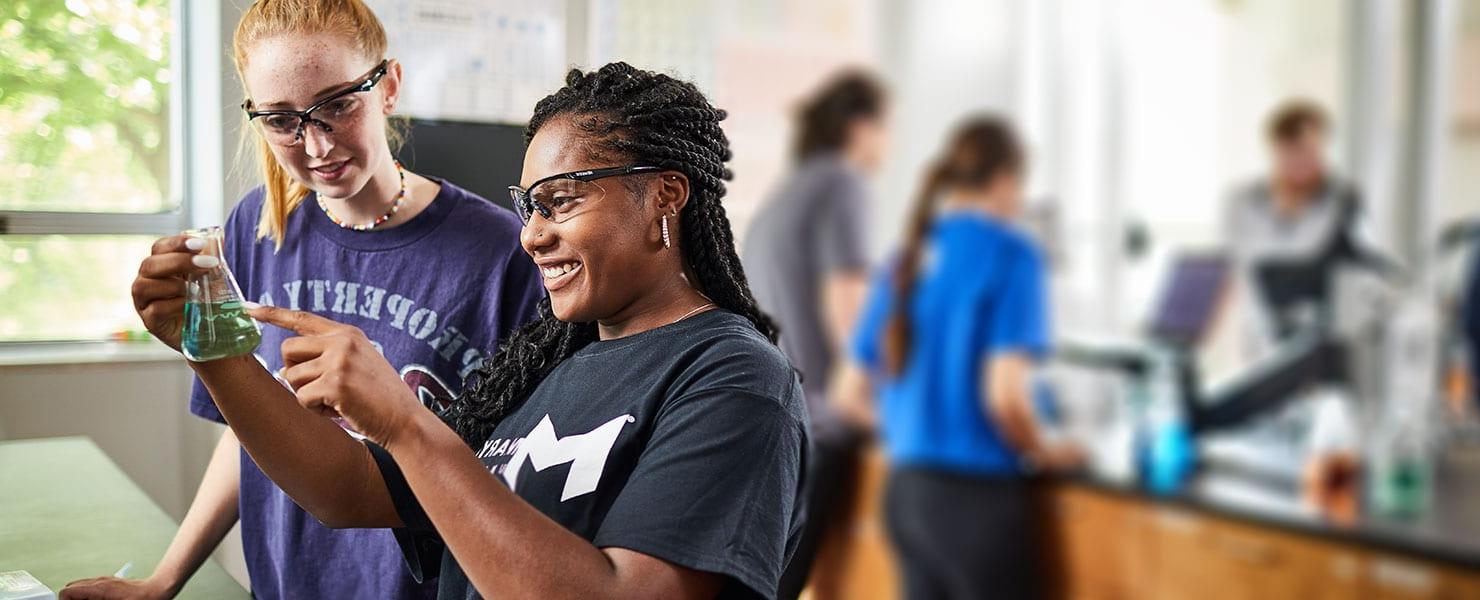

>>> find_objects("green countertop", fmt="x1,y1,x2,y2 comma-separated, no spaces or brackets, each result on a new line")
0,437,249,599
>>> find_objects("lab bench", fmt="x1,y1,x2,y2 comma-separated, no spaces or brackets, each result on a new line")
0,437,248,599
834,447,1480,600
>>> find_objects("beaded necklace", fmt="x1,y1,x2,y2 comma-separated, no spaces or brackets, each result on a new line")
317,160,406,231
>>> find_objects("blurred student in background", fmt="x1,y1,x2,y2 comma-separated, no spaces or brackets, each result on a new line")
741,70,889,600
1226,101,1398,526
834,117,1082,600
1224,100,1382,346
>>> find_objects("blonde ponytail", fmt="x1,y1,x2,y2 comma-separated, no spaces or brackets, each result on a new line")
252,135,311,246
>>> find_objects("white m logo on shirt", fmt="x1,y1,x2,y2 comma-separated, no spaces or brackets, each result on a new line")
501,413,635,501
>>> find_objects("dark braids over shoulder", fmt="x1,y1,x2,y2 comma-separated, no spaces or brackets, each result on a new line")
445,62,779,446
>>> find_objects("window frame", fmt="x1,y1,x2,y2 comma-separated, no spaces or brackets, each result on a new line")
0,0,220,349
0,0,194,235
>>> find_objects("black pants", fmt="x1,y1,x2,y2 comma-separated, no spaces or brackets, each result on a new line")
776,434,861,600
884,468,1041,600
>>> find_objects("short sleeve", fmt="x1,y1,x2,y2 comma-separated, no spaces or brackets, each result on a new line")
813,173,870,274
592,389,805,600
366,441,445,583
849,267,894,372
984,243,1050,358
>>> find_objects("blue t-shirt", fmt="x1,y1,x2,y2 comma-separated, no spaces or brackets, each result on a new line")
189,180,544,600
850,211,1049,476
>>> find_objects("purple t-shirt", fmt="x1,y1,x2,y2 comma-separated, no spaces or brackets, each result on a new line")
189,180,544,600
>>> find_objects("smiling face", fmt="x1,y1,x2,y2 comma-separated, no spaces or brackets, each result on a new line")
240,33,399,199
518,116,678,322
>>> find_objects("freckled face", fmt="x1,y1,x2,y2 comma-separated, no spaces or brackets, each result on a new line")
240,34,394,199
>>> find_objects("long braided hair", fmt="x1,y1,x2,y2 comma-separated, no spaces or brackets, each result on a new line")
445,62,779,446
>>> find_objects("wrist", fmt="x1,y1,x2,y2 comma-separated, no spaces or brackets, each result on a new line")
186,352,258,374
1023,442,1056,471
145,569,183,598
382,406,444,456
1022,448,1046,472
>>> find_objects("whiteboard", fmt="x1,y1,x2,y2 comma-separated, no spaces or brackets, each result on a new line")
366,0,566,124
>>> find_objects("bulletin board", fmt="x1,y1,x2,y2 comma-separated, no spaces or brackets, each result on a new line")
361,0,561,210
366,0,566,124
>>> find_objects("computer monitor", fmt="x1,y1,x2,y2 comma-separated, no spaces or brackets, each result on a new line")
1148,253,1231,347
398,119,528,213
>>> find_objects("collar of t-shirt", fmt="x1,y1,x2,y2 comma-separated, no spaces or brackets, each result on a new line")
1252,178,1340,223
936,203,1011,226
305,176,463,252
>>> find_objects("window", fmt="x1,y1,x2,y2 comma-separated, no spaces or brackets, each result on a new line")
0,0,180,342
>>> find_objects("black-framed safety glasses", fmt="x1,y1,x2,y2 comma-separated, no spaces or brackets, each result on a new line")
242,59,389,145
508,165,663,224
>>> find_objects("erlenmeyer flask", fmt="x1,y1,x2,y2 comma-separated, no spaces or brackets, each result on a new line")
180,226,261,361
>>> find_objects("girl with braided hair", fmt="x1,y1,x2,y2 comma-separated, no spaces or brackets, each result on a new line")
132,62,806,600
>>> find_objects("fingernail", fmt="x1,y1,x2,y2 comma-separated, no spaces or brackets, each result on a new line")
191,255,220,268
184,237,207,251
242,301,262,310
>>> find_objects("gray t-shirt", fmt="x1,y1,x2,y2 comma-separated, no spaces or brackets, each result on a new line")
742,154,870,440
1223,177,1378,348
1223,178,1371,265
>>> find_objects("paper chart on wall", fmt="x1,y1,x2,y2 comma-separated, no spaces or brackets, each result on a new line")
586,0,716,93
366,0,565,124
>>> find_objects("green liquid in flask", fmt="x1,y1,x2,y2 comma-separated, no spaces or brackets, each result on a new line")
181,300,261,361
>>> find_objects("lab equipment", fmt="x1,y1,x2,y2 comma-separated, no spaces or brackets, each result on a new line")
180,226,261,362
1369,296,1442,519
1138,349,1196,494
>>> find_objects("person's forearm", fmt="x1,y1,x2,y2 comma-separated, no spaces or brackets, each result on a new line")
190,354,397,528
150,430,241,596
387,411,665,599
986,356,1049,457
830,362,876,432
989,391,1046,456
821,272,868,357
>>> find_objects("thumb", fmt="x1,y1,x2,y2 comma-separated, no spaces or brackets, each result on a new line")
245,303,338,336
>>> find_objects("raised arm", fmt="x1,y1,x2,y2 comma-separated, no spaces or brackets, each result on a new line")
130,234,398,528
189,350,399,528
245,304,735,599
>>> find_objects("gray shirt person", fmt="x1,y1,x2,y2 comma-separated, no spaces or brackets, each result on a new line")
1223,177,1379,353
743,154,871,441
1224,178,1371,266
